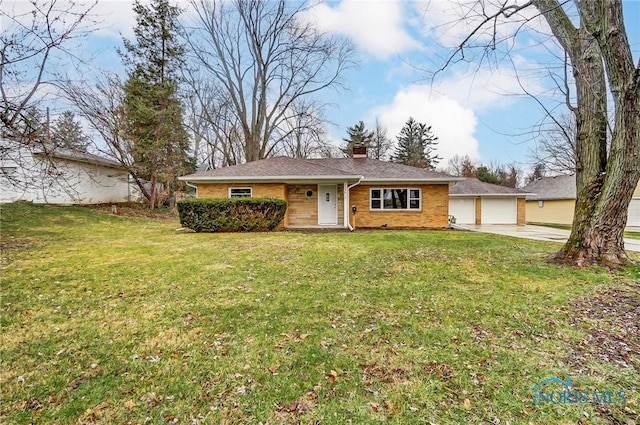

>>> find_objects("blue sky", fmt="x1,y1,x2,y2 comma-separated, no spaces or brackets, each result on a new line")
4,0,639,170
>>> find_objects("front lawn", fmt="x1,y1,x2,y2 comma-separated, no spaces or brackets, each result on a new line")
1,203,638,424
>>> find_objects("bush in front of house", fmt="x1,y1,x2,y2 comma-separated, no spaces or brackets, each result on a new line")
177,198,287,232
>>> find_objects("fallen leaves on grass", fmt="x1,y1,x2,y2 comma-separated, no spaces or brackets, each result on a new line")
567,281,640,373
361,363,411,384
423,361,456,379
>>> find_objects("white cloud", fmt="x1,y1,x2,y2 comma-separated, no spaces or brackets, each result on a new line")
92,0,192,39
306,0,421,60
418,0,549,49
368,84,480,164
92,0,142,39
427,65,543,111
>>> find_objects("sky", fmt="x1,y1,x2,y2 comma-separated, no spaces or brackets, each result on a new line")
3,0,640,171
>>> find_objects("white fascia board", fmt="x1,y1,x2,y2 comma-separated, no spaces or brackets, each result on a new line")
362,177,464,183
450,193,532,197
178,175,362,183
34,152,126,170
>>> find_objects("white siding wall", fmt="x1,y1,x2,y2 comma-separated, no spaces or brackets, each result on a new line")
1,142,131,204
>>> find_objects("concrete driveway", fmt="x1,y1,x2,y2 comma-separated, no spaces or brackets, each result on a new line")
457,224,640,253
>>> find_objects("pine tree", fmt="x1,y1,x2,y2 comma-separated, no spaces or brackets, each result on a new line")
7,107,46,142
475,165,502,185
341,121,373,157
51,111,89,150
120,0,192,209
392,117,441,169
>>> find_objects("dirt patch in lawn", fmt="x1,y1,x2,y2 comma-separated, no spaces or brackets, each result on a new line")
90,202,178,220
567,280,640,373
566,281,640,424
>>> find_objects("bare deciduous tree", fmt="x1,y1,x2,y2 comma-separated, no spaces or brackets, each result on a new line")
1,0,97,138
430,0,640,267
369,119,393,160
184,0,354,163
275,99,331,159
182,70,246,168
528,113,577,174
64,76,152,202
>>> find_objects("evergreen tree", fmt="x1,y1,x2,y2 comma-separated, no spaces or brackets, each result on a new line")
341,121,373,157
475,165,502,185
392,117,441,169
7,106,46,142
51,111,89,150
120,0,192,209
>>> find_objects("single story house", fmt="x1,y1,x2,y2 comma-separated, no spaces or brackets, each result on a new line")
178,151,463,230
448,178,530,225
522,174,640,227
0,139,133,205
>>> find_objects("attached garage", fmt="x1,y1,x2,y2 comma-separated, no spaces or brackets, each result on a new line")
481,198,517,224
628,199,640,226
449,198,475,224
449,178,530,225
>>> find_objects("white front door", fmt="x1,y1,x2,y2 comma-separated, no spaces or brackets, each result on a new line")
318,184,338,225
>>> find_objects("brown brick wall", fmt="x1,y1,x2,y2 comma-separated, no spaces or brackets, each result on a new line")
287,184,318,226
517,198,526,225
198,183,287,200
349,184,449,229
197,183,288,229
286,184,344,227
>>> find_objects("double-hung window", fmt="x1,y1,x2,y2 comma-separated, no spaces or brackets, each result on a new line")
229,187,252,198
370,188,421,210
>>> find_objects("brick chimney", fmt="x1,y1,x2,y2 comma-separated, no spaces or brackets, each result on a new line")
352,143,368,159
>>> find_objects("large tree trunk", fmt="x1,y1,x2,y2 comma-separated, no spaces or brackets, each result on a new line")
534,0,640,267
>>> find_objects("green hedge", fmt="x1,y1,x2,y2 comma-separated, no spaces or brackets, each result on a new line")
177,198,287,232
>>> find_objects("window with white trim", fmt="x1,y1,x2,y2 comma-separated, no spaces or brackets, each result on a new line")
229,187,252,198
370,188,421,210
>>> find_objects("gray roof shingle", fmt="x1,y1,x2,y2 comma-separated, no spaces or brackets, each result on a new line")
522,174,576,200
180,157,459,182
449,178,531,196
32,144,125,169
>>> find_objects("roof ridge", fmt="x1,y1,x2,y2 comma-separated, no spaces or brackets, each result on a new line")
300,157,363,176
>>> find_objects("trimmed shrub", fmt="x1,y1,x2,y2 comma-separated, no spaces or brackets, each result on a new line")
177,198,287,232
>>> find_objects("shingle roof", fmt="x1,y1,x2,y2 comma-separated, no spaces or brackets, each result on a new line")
305,158,454,180
522,174,576,200
179,157,460,182
449,178,531,196
32,144,125,169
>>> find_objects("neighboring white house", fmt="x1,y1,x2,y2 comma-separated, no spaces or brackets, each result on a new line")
0,139,133,204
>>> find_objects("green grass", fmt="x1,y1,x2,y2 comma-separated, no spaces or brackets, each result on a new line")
1,203,638,424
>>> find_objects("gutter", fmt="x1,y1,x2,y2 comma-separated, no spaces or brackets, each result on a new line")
345,176,364,232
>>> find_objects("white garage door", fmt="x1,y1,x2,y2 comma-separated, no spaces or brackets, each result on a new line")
481,198,517,224
449,198,475,224
628,199,640,227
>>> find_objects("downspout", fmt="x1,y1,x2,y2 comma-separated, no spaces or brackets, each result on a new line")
346,176,364,232
186,181,198,198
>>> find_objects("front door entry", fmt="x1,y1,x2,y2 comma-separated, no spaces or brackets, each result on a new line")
318,184,337,225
